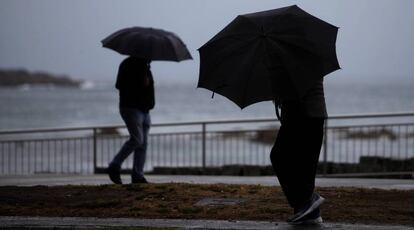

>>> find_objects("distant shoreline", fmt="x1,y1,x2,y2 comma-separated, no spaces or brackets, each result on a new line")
0,69,82,88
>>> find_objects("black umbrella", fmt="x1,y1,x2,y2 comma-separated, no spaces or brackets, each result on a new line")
198,5,340,109
102,27,192,62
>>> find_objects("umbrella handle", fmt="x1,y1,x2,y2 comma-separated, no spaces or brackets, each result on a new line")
276,105,281,121
274,99,282,121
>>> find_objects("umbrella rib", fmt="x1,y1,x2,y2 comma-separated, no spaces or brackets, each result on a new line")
165,33,191,61
240,41,264,107
202,33,257,50
267,34,317,54
263,38,303,97
266,36,325,63
205,36,260,72
163,35,179,61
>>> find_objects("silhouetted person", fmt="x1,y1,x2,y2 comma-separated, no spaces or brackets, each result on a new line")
107,56,154,184
270,66,326,225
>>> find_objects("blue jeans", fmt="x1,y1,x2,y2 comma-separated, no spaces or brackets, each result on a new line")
110,108,151,180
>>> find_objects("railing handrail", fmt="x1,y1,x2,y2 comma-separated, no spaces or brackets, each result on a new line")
0,111,413,135
327,111,414,120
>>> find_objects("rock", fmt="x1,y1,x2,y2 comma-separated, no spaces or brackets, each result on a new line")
0,69,82,87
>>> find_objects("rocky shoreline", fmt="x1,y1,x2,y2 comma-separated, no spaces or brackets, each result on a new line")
0,69,82,87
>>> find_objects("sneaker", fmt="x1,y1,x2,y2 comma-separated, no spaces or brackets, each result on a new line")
131,177,149,184
107,164,122,184
287,193,325,223
289,208,323,225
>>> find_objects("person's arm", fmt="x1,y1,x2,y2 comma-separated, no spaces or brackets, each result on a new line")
115,61,127,90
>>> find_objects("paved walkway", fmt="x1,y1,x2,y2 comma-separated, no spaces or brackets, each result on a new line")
1,174,413,190
1,216,414,230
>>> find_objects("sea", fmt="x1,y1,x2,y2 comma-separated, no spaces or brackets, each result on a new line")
1,78,414,174
0,78,414,131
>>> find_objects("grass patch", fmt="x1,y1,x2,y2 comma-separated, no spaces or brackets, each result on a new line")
0,183,413,226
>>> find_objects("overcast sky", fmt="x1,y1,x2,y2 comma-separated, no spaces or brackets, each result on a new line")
1,0,413,84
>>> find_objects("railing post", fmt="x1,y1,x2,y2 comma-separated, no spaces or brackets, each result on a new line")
93,128,97,174
323,119,328,176
202,123,206,171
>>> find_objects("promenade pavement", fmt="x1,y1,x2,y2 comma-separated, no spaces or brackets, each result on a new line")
0,174,413,190
1,216,414,230
1,174,413,229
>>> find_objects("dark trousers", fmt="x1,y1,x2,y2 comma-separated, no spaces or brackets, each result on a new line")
270,113,325,209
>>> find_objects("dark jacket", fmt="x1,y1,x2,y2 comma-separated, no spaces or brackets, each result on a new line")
271,68,327,120
301,78,327,118
115,57,155,112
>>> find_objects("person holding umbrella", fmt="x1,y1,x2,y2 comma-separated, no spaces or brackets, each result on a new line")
107,56,154,184
102,27,192,184
270,60,327,225
198,5,340,224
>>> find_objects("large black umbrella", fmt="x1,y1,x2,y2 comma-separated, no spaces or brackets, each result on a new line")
102,27,192,62
198,5,340,108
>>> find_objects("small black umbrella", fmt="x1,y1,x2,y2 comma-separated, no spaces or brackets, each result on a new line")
198,5,340,109
102,27,192,62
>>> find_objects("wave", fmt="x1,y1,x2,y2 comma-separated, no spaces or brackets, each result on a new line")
79,80,96,90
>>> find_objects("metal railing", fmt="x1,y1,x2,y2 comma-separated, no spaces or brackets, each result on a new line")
0,112,413,175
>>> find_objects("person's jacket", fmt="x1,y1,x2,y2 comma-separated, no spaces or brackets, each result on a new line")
271,68,327,120
115,57,155,112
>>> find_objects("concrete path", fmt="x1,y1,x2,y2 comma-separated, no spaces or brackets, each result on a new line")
1,216,414,230
1,174,413,190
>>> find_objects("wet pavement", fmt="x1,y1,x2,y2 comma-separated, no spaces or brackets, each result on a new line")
1,174,413,190
1,216,414,229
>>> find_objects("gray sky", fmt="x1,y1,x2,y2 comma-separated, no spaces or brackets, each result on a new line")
1,0,414,84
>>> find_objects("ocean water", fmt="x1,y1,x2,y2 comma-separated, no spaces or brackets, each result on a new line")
0,79,414,130
1,79,414,174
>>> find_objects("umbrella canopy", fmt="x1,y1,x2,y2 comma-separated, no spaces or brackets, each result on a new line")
102,27,192,62
198,5,340,109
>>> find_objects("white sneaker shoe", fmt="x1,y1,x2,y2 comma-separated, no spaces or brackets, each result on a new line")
287,193,325,223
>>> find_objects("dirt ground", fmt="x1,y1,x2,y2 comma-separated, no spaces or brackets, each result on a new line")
0,183,413,226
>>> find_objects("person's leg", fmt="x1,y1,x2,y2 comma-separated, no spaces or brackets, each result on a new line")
270,117,324,209
108,108,144,183
110,108,144,167
270,119,304,207
286,118,325,223
131,112,151,182
297,118,325,204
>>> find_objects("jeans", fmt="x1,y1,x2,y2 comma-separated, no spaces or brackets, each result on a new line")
270,110,325,209
109,108,151,180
